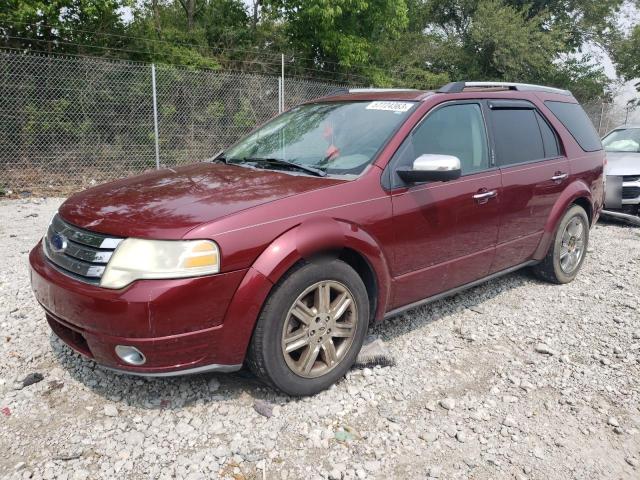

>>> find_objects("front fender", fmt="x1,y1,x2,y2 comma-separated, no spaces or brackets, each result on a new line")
216,267,274,365
252,217,392,319
533,180,593,260
218,217,392,363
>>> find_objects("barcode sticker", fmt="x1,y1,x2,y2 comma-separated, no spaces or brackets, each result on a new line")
366,101,414,112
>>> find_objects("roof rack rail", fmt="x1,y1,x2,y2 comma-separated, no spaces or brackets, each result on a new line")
437,81,571,96
326,87,421,96
327,87,350,96
348,88,420,93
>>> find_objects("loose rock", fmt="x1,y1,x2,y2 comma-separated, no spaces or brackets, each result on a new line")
439,398,456,410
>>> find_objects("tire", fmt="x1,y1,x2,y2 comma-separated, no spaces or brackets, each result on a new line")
246,259,369,396
532,204,590,284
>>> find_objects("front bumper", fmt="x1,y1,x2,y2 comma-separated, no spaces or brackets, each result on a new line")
606,175,640,206
30,242,261,375
622,178,640,205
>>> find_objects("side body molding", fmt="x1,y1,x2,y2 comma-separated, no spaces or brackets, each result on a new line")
533,179,593,260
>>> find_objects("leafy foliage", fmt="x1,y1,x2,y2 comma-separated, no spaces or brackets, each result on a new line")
265,0,408,68
0,0,130,54
0,0,632,100
611,24,640,84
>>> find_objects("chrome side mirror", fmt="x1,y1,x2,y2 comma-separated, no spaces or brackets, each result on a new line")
397,154,462,183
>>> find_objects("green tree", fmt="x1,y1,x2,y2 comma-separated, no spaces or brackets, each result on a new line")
127,0,255,68
507,0,625,47
0,0,625,100
265,0,409,69
463,0,563,81
380,0,616,100
0,0,130,55
611,25,640,83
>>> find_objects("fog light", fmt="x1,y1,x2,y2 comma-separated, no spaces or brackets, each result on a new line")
115,345,146,366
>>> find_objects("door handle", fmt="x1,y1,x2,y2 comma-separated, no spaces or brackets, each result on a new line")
473,189,498,204
551,172,569,182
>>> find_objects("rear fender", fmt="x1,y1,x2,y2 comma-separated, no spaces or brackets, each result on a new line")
533,180,593,260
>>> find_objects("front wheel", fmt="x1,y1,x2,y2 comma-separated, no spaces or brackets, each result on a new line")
246,259,369,396
533,204,590,284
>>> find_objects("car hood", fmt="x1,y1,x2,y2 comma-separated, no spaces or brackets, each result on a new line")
59,163,345,239
605,151,640,176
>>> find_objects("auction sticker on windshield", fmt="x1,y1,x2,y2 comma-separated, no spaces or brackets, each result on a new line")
366,101,414,113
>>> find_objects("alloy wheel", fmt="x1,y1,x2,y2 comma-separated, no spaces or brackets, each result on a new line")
559,216,586,274
281,280,358,378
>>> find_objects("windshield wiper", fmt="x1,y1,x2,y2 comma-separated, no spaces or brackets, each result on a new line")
241,157,327,177
208,150,228,164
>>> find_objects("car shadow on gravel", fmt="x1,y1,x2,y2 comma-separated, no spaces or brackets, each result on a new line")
371,268,542,341
49,268,544,406
49,335,274,410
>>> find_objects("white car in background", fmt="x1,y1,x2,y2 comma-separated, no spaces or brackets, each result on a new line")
602,125,640,226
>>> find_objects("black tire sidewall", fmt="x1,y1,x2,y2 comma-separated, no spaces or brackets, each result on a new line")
256,259,369,396
551,205,589,284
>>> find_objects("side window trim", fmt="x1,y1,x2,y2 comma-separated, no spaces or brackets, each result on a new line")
385,100,494,189
488,99,536,110
480,100,498,168
534,110,562,159
496,155,565,170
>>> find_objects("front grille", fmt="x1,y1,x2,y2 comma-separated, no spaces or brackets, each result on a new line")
43,214,123,285
622,186,640,200
623,175,640,182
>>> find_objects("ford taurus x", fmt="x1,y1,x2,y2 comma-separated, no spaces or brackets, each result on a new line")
30,82,605,395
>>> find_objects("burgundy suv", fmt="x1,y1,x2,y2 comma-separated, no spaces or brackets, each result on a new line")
30,82,604,395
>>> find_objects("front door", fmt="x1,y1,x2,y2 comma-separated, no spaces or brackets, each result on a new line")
387,102,501,310
486,100,570,273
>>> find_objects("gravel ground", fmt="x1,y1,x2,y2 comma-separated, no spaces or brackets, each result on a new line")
1,196,639,480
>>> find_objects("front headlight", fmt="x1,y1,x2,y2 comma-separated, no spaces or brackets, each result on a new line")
100,239,220,289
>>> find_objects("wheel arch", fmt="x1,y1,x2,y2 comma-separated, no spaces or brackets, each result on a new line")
571,196,593,226
249,217,391,322
533,180,593,260
218,217,392,365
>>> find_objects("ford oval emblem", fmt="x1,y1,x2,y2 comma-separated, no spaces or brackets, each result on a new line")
50,233,68,253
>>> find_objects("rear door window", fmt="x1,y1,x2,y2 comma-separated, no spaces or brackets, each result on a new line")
544,101,602,152
490,108,545,166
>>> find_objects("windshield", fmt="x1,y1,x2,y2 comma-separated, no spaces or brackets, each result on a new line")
222,101,416,176
602,128,640,153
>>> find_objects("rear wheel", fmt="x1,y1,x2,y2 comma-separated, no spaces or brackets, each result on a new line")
533,204,589,284
246,259,369,396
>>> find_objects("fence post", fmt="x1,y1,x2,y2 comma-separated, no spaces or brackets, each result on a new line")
151,63,161,170
278,77,283,114
281,53,285,112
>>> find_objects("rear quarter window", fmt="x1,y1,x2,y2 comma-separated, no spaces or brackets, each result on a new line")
544,101,602,152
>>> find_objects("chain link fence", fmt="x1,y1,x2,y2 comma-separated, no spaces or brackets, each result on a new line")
0,50,343,193
2,49,638,195
582,99,640,136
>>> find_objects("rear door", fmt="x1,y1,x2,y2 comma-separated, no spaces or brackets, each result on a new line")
387,101,501,309
487,100,570,273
